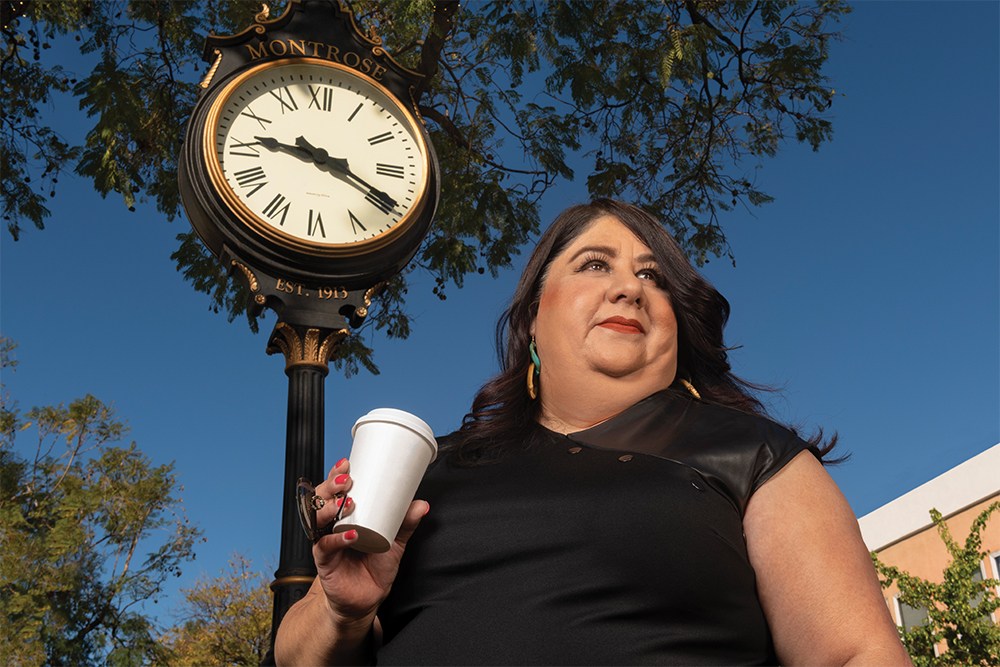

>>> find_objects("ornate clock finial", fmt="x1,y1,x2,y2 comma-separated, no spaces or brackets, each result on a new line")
266,323,348,374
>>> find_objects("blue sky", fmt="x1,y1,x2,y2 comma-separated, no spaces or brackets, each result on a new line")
2,1,997,625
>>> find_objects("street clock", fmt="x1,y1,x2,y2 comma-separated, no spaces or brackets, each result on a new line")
179,0,440,294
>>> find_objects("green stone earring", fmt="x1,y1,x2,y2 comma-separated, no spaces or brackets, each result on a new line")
529,339,541,370
527,338,540,399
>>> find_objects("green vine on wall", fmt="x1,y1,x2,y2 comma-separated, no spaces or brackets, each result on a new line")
873,501,1000,666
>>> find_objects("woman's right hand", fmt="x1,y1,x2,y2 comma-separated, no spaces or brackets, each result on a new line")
311,457,429,631
274,458,428,666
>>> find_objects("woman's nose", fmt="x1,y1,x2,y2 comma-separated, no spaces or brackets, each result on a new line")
607,272,643,305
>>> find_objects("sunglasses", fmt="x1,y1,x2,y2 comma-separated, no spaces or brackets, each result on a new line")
296,477,347,543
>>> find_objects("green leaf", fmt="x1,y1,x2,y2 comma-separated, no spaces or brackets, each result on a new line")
0,351,202,666
4,0,852,373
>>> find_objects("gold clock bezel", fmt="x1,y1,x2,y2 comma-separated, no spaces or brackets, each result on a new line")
203,57,431,258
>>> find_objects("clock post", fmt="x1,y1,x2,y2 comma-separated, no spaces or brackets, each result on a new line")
265,320,344,658
176,1,440,663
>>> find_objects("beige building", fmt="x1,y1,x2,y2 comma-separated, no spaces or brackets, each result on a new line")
857,442,1000,638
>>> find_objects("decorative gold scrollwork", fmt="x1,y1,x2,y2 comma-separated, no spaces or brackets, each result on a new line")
231,260,260,292
302,328,321,364
318,330,345,366
255,4,270,23
200,49,223,89
356,282,387,319
363,282,386,306
266,323,350,374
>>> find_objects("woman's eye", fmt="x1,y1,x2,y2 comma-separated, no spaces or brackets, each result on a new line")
638,268,666,286
637,269,657,281
582,259,608,271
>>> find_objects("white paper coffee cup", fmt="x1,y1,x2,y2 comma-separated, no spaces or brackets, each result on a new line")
334,408,436,553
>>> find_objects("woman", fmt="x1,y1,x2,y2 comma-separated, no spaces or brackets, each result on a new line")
276,200,911,665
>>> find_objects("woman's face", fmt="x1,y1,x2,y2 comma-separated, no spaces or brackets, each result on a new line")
531,216,678,389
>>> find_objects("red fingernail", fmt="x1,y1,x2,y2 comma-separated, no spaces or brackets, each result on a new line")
344,529,358,540
334,474,349,485
335,497,345,507
423,502,430,516
336,458,348,468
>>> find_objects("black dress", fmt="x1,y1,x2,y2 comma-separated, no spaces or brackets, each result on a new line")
376,389,816,665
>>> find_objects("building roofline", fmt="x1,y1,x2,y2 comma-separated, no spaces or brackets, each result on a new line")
857,443,1000,552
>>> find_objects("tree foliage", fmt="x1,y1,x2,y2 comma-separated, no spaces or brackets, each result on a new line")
2,0,851,374
0,337,203,667
872,502,1000,667
157,553,272,666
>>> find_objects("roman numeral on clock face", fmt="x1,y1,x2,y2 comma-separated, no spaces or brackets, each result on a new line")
262,193,290,226
269,87,299,114
233,166,268,196
308,210,326,238
229,138,260,158
375,163,405,179
240,105,271,130
307,85,333,112
367,132,394,146
348,210,366,235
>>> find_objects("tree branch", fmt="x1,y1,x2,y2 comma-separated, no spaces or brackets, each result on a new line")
392,38,423,60
418,104,550,182
412,0,460,103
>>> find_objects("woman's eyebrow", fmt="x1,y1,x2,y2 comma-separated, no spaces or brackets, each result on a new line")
567,245,657,265
568,244,616,262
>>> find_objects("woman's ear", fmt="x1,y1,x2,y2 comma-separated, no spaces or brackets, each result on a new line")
528,295,541,339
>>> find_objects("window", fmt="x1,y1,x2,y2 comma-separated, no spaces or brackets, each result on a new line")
970,567,987,622
985,552,1000,624
895,595,928,631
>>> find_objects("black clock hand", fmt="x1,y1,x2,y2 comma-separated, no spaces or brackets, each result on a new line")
294,136,397,210
256,135,395,210
254,136,312,162
293,136,350,173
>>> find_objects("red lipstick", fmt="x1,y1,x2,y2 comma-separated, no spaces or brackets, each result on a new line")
598,316,644,334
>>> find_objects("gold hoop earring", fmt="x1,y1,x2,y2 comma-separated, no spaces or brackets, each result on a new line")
679,378,701,400
527,337,540,400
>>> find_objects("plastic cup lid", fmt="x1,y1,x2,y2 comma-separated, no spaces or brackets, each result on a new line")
352,408,437,461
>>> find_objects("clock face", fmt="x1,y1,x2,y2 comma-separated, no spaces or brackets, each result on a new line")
205,58,430,255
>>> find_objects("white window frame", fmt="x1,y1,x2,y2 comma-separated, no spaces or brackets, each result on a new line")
892,593,940,657
990,550,1000,624
893,593,928,631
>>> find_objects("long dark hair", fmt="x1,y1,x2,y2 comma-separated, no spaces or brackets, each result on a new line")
446,199,838,463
